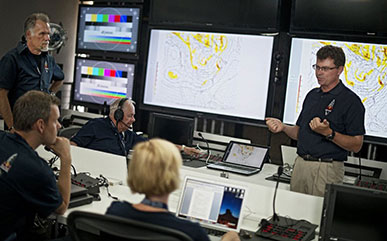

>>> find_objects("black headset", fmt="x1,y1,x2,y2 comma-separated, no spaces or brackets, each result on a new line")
113,98,128,123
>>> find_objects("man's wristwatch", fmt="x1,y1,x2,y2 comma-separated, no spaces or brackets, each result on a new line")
326,130,336,141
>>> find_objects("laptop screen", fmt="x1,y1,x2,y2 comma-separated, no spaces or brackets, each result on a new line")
177,177,246,232
223,142,268,168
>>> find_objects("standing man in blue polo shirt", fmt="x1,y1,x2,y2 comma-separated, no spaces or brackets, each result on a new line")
0,90,72,240
266,45,365,196
0,12,64,131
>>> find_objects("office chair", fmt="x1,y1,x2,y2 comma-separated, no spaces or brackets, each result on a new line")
67,211,194,241
58,126,82,139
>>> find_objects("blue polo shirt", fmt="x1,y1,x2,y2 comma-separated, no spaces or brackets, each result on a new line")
0,131,62,240
71,117,147,156
296,81,365,161
0,41,64,108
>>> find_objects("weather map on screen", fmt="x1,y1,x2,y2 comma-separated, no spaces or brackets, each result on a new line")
73,58,135,106
77,6,140,53
284,38,387,139
143,29,274,121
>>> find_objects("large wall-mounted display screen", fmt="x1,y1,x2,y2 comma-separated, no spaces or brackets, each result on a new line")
143,29,274,121
291,0,387,36
77,5,140,54
283,37,387,140
72,58,135,107
150,0,280,32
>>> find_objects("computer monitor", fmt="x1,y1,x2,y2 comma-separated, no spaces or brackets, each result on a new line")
290,0,387,36
283,37,387,141
150,0,281,32
320,183,387,241
72,57,135,108
76,5,141,57
143,29,274,122
148,113,194,146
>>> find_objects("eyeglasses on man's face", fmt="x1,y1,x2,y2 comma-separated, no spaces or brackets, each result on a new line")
312,64,338,72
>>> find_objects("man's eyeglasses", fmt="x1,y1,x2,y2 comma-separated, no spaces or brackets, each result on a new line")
312,64,338,72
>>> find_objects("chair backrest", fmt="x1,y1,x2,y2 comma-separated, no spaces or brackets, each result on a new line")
67,211,194,241
58,126,82,139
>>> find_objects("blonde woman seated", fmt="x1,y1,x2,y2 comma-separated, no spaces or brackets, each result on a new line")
106,138,240,241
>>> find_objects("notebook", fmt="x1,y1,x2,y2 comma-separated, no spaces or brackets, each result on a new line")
176,176,247,234
206,141,269,175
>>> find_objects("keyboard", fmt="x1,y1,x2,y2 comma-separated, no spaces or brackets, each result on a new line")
355,176,387,191
214,162,256,172
256,216,317,241
203,227,226,237
182,152,223,168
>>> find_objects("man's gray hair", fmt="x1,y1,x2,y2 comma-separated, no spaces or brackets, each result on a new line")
24,13,50,36
109,98,136,116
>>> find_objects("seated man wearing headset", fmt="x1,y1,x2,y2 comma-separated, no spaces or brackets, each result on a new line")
70,98,197,157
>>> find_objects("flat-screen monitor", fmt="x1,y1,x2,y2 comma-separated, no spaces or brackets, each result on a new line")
148,112,194,146
150,0,280,32
283,37,387,141
320,183,387,241
143,29,274,122
72,57,135,108
290,0,387,36
76,5,141,56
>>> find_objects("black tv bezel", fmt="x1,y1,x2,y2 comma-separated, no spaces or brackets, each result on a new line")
320,183,387,241
70,56,138,111
289,0,387,37
147,112,195,146
281,32,387,145
138,25,279,127
75,4,143,60
149,0,282,33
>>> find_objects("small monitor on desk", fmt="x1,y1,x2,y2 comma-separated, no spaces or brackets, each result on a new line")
320,183,387,241
148,112,194,146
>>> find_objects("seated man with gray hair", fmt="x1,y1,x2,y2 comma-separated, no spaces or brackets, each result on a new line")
71,98,197,157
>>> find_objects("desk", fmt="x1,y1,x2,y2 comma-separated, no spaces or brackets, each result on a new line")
37,146,323,239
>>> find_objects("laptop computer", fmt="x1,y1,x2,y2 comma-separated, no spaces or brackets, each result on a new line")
206,141,269,175
176,176,247,235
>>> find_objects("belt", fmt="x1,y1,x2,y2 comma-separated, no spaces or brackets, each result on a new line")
300,155,334,163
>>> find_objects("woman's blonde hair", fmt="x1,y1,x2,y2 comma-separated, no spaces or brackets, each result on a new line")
127,138,182,196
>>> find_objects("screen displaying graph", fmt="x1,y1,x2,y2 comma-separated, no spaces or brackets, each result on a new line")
72,58,135,106
143,29,274,121
77,6,140,54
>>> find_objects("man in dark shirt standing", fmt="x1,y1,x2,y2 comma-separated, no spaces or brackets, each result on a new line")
266,45,365,196
0,13,64,131
0,90,71,240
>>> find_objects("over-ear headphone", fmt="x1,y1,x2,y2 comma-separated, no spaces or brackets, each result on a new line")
114,98,128,123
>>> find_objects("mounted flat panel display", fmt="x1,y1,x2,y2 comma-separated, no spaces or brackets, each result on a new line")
283,37,387,141
76,5,141,56
150,0,281,32
143,29,274,122
291,0,387,36
72,58,135,108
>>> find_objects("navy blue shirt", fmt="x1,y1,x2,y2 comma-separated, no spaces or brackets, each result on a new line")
106,201,210,241
71,117,147,156
0,131,62,240
0,41,64,108
296,81,365,161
